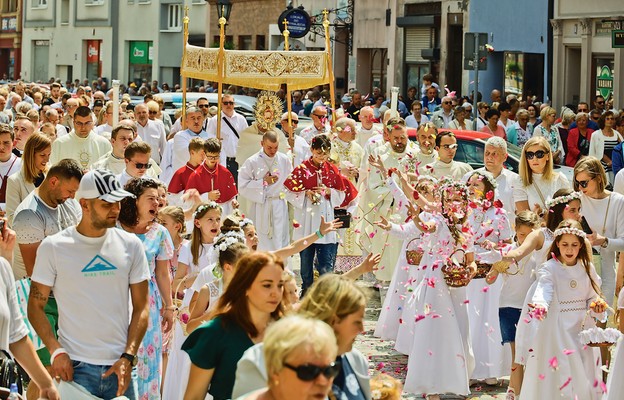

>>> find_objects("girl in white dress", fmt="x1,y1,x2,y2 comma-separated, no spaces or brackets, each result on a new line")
400,180,477,400
161,232,248,400
522,220,606,400
604,287,624,400
488,211,541,400
464,171,513,385
375,176,438,342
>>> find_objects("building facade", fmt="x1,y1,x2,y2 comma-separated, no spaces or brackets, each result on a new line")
551,0,624,110
0,0,22,81
20,0,206,86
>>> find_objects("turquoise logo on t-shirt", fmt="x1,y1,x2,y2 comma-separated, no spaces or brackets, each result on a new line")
82,255,118,277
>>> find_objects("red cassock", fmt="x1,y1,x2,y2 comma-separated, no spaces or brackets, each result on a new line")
185,162,238,203
284,159,357,207
168,163,199,194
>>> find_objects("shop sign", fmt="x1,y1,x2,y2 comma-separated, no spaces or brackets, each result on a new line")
613,30,624,48
129,41,153,65
596,65,613,99
87,41,100,63
596,21,622,36
1,17,17,32
277,7,311,39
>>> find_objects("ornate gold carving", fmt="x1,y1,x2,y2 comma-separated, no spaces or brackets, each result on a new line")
254,91,283,131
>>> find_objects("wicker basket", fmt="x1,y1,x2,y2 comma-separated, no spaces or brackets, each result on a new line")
442,249,471,288
405,238,424,265
473,262,492,279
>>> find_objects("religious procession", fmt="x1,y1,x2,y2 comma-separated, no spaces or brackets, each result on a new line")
2,1,624,400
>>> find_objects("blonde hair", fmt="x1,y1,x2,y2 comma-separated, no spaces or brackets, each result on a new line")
298,274,367,323
519,136,554,186
573,156,608,193
540,106,556,121
369,374,403,400
264,315,337,379
158,206,186,236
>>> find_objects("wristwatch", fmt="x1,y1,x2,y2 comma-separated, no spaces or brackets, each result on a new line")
120,353,138,367
601,237,609,249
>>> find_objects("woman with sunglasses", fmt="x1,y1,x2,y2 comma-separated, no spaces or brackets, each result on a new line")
237,315,339,400
573,157,624,308
588,111,623,185
475,102,489,131
231,274,371,400
183,252,285,400
534,106,565,164
514,136,570,215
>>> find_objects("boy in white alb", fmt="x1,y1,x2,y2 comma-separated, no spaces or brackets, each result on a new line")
28,169,150,400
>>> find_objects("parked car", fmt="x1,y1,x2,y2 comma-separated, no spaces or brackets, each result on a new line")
407,128,575,181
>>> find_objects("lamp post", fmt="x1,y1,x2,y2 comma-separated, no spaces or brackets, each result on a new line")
216,0,232,34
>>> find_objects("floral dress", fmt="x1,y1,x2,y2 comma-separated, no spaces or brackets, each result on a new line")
128,223,174,400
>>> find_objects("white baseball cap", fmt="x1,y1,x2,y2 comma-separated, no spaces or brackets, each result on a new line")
76,169,135,202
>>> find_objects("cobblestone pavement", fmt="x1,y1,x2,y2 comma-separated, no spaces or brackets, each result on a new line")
353,282,509,399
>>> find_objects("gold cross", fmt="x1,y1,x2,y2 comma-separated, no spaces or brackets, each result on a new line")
283,18,289,30
322,8,329,21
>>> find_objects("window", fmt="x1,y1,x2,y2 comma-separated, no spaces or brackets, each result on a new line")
191,0,205,4
85,0,105,5
32,0,48,9
167,4,182,31
61,0,69,24
239,36,252,50
256,35,266,50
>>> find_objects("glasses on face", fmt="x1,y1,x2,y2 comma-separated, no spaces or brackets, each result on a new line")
312,113,327,118
441,143,458,150
525,150,546,160
132,161,152,170
222,101,234,106
198,104,210,109
282,120,299,125
578,108,588,113
592,115,600,121
575,177,593,188
148,111,158,115
283,361,341,382
597,101,605,105
443,101,452,105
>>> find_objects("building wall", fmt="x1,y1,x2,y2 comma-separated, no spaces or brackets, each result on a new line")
21,0,113,83
0,0,22,80
467,0,549,103
551,0,624,110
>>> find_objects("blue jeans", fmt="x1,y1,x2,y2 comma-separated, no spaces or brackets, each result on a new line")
72,360,138,400
300,243,338,295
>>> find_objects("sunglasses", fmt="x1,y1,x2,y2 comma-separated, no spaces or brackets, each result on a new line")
284,361,341,381
525,150,546,160
222,101,234,105
133,162,152,170
283,120,299,124
597,101,605,105
312,114,327,118
575,177,593,188
198,104,210,108
443,101,452,105
577,108,588,112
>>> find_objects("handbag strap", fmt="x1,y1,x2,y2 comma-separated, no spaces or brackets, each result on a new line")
533,181,547,209
222,116,240,139
601,194,612,235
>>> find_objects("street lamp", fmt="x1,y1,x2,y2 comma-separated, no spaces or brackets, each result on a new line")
216,0,232,22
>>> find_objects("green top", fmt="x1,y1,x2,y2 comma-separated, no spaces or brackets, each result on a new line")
182,316,254,400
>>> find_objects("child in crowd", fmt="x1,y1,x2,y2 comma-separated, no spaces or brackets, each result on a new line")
185,138,238,215
168,137,205,197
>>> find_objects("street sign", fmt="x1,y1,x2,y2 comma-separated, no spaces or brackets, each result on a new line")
278,7,311,39
613,30,624,48
596,65,613,99
463,32,488,71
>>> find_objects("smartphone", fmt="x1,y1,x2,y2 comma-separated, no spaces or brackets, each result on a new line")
580,216,593,235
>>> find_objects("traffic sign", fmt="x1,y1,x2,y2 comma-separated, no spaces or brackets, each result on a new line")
464,32,488,71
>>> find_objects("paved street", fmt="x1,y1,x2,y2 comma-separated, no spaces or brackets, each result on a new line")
354,282,508,399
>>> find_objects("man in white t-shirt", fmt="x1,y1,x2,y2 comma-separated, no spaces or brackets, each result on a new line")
28,169,150,399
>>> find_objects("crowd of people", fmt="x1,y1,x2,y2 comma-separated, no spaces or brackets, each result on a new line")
1,77,624,400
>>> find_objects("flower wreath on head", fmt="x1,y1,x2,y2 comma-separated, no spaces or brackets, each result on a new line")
440,179,468,197
553,226,586,239
214,230,245,252
240,218,255,230
193,202,221,219
545,191,581,210
472,170,498,189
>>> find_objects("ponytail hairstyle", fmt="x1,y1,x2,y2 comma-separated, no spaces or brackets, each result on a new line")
544,188,581,232
548,219,601,297
190,202,222,266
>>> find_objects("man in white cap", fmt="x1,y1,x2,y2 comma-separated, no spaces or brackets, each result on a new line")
28,169,150,400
